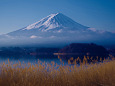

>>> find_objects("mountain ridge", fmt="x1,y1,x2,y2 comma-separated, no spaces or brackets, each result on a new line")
0,13,114,47
22,13,89,31
8,13,89,36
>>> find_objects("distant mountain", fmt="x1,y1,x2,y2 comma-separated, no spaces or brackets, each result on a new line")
0,13,114,47
8,13,89,36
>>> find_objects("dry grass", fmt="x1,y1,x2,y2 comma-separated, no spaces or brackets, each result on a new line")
0,57,115,86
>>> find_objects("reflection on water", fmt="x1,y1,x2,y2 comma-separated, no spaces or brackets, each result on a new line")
0,55,68,65
0,54,109,65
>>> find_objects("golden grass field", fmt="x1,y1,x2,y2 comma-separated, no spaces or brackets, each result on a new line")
0,56,115,86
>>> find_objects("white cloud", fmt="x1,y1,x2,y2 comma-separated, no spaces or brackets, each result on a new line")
88,28,96,32
49,36,56,38
57,29,62,33
30,35,37,39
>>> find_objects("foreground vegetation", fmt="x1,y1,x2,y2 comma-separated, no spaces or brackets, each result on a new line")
0,57,115,86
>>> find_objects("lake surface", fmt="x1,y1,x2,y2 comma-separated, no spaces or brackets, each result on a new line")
0,55,69,65
0,54,109,66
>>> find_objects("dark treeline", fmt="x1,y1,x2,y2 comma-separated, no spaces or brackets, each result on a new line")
0,43,114,61
0,47,59,56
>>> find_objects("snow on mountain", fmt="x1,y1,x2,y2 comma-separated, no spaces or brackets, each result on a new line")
24,13,60,31
8,13,89,36
23,13,89,31
2,13,114,47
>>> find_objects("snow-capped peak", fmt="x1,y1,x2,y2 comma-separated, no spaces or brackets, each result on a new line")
22,13,89,31
5,13,115,46
8,13,90,36
23,13,60,31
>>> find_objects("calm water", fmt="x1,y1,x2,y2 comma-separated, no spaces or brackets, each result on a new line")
0,54,108,66
0,55,68,65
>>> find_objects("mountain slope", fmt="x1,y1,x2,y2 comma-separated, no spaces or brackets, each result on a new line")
8,13,89,36
0,13,114,47
23,13,89,31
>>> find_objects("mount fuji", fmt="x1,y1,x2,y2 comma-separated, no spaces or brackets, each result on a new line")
8,13,89,36
1,13,115,47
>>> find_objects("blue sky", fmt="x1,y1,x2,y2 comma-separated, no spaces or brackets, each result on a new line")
0,0,115,34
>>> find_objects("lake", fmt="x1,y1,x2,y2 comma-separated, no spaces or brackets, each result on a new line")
0,55,69,66
0,53,109,66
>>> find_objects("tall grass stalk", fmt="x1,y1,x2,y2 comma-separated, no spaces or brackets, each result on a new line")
0,57,114,86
